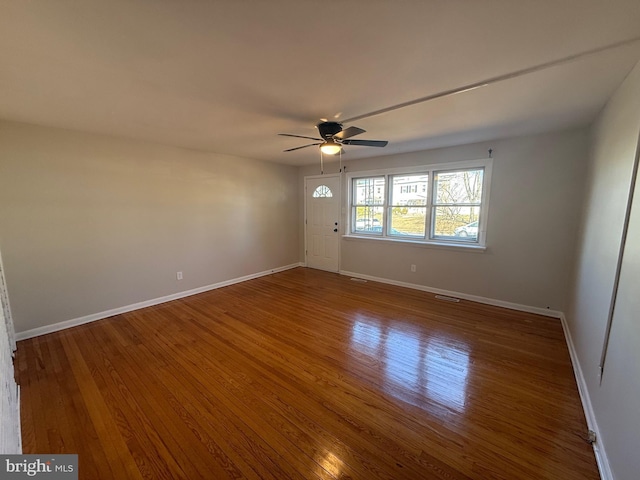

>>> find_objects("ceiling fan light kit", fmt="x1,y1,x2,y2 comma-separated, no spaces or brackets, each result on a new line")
320,140,342,155
279,121,388,155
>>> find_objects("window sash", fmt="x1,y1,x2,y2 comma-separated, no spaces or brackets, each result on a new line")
387,173,429,237
433,167,485,205
352,206,384,234
388,206,427,237
430,167,484,242
352,176,385,206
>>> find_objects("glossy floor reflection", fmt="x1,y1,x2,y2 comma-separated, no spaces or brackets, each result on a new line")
351,315,470,413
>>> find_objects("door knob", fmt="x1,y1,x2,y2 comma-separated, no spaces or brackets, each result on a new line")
333,228,338,232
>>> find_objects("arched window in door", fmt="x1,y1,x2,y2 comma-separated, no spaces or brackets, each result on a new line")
312,185,333,198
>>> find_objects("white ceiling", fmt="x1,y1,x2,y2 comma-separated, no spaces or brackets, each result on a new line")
1,0,639,166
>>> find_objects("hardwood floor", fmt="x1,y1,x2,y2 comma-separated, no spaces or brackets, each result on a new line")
16,267,599,479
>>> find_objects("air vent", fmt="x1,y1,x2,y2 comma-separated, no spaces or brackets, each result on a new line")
350,278,368,283
435,295,460,303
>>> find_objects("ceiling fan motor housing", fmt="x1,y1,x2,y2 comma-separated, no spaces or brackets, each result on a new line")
317,122,343,140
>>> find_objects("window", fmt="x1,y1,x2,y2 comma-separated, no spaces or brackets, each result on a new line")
389,174,428,236
347,159,491,247
352,177,384,233
312,185,333,198
432,168,483,241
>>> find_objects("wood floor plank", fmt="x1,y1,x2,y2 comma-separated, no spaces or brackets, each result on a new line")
121,313,324,480
155,306,416,478
16,268,600,479
87,323,239,480
189,303,474,478
177,300,447,478
60,333,146,480
78,328,189,480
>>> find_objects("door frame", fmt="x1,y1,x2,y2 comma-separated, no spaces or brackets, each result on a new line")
304,173,342,272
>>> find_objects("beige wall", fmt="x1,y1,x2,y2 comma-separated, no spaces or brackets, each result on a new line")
299,129,588,312
0,121,299,334
566,61,640,480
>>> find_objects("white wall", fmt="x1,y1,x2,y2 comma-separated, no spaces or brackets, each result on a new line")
299,129,588,312
0,121,299,335
566,61,640,480
0,247,20,454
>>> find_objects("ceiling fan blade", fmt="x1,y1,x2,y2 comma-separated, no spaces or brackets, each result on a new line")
341,139,388,147
278,133,323,141
283,143,322,152
334,126,365,140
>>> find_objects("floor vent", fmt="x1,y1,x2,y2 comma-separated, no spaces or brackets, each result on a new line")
435,294,460,303
350,278,368,283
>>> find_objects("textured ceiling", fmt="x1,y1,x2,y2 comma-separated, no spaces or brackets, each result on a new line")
1,0,639,165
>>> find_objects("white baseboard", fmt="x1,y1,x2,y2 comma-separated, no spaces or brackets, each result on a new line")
339,270,563,318
560,314,612,480
15,263,303,341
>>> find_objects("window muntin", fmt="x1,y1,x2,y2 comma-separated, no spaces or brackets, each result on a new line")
388,174,428,237
347,160,490,246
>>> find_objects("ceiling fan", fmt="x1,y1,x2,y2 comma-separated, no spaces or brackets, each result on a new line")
279,121,388,155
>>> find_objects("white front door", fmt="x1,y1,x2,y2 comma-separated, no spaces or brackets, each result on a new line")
305,175,341,272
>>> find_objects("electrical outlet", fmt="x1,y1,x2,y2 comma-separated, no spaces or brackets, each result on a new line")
177,271,183,280
411,264,416,272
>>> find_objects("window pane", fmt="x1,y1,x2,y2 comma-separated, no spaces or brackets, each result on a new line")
432,206,481,240
434,169,484,204
390,207,426,236
353,206,384,233
390,174,428,206
353,177,385,205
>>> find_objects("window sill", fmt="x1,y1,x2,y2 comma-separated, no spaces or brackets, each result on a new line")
342,234,487,252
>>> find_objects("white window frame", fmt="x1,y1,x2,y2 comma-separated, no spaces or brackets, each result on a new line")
345,158,492,250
